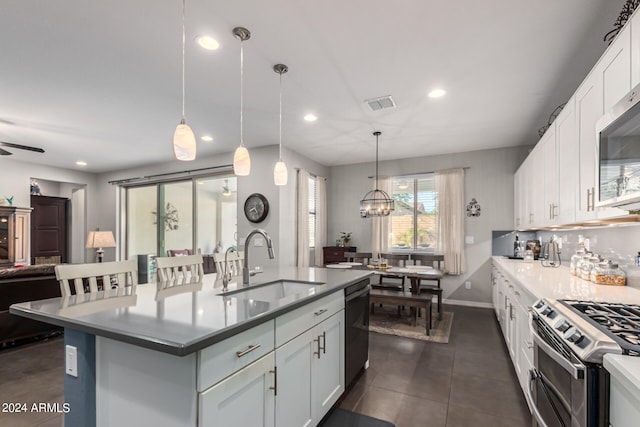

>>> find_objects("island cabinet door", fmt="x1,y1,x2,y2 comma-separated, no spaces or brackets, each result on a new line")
199,352,275,427
311,310,345,422
275,328,314,427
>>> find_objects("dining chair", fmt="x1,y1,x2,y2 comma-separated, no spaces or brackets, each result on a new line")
55,259,138,297
410,254,445,320
156,254,204,283
344,252,372,265
372,253,409,292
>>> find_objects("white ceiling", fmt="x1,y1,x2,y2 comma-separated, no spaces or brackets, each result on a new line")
0,0,626,173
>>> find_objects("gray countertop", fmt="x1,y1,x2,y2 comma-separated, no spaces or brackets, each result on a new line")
10,267,373,356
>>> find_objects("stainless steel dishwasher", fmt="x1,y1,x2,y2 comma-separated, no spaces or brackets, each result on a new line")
344,279,370,387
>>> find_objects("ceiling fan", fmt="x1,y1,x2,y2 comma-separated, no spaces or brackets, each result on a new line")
0,141,45,156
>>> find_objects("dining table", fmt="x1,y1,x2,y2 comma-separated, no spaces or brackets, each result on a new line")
328,263,445,320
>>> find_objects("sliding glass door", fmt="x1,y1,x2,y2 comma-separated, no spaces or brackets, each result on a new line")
125,175,237,260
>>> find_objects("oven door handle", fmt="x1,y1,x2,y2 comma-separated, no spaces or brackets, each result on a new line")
528,369,570,427
345,285,370,302
529,315,585,380
527,370,550,427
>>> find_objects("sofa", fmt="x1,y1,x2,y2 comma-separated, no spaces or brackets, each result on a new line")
0,264,62,345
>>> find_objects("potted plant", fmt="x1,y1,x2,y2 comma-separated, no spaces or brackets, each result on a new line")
340,232,352,248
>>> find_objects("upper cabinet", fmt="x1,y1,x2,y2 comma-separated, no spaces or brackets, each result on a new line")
555,97,577,225
514,12,639,229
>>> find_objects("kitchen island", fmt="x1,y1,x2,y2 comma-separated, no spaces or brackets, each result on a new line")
10,267,373,427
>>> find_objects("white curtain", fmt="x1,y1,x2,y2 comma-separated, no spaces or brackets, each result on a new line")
370,176,391,260
314,177,327,266
435,168,466,275
296,169,310,267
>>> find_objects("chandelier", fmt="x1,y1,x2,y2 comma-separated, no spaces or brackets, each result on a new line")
359,131,394,218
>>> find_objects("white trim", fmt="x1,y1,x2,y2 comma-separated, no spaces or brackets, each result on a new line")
443,298,493,309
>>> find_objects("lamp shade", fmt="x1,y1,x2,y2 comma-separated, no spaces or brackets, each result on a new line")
86,231,116,249
233,145,251,176
173,121,196,161
274,161,288,186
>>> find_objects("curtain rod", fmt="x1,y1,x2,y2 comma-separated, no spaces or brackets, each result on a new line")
108,164,233,185
295,168,326,180
367,166,470,179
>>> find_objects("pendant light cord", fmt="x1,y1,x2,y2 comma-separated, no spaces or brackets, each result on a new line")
375,133,379,190
181,0,186,120
240,38,244,147
279,71,282,161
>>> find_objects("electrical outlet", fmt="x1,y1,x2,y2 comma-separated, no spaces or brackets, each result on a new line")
254,237,264,247
65,345,78,377
465,281,471,290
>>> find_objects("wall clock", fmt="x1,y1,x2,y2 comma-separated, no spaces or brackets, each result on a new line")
244,193,269,223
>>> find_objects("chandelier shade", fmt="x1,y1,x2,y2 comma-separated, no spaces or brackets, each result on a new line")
233,145,251,176
359,131,395,218
274,161,288,186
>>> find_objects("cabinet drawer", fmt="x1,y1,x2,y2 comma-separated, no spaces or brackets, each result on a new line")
276,292,344,347
197,320,274,392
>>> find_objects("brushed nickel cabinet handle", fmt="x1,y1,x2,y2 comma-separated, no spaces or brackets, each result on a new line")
319,331,326,355
591,187,596,210
587,188,592,212
314,308,328,316
236,344,261,358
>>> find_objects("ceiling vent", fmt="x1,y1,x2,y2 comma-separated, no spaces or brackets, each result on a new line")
365,95,396,111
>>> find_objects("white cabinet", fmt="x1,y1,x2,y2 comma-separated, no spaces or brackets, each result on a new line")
514,166,526,229
601,24,631,113
492,263,536,401
541,124,558,227
199,353,276,427
555,97,577,225
276,310,345,427
575,72,601,222
525,144,544,228
631,9,640,87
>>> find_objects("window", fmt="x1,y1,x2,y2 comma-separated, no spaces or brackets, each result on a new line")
308,176,317,248
390,175,438,251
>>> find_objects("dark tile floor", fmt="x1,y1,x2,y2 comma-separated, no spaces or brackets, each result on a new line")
338,304,531,427
0,304,530,427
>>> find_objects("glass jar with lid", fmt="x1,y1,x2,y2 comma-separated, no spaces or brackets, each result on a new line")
592,260,626,286
580,256,600,281
570,248,587,276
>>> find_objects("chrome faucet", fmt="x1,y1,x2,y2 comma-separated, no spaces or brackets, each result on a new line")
243,229,275,285
222,246,237,291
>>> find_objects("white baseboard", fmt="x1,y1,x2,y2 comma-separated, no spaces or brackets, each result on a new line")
443,298,493,309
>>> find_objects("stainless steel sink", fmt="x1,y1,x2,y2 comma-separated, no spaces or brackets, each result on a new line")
219,280,325,301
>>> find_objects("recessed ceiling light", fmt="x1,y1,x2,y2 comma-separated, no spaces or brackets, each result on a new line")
304,114,317,122
76,161,87,166
197,36,219,50
428,89,446,98
201,135,213,142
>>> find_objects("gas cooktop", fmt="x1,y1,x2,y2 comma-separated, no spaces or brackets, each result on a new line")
560,300,640,357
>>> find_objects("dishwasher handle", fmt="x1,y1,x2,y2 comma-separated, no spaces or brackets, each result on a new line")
345,285,370,302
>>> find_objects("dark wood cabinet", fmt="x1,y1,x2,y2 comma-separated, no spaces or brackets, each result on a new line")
322,246,357,265
30,195,68,264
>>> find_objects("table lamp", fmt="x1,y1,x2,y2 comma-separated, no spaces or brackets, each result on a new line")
86,231,116,263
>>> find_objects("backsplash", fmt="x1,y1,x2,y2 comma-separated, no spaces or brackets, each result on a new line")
537,224,640,289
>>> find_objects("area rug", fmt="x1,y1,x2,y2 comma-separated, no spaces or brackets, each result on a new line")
369,305,453,343
319,408,395,427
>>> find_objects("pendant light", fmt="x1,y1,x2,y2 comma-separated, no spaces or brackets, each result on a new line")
173,0,196,161
359,131,395,218
233,27,251,176
273,63,288,186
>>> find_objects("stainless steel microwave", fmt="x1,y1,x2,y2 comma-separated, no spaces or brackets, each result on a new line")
596,83,640,210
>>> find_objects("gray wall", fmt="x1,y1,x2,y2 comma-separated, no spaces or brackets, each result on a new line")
328,146,531,305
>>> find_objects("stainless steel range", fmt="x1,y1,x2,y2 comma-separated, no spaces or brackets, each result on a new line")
529,299,640,427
